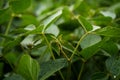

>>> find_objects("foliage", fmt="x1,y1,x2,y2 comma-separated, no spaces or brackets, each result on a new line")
0,0,120,80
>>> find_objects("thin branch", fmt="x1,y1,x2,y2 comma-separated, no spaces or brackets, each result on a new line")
42,34,65,80
70,32,88,60
51,36,70,61
77,62,85,80
2,13,14,45
42,33,55,60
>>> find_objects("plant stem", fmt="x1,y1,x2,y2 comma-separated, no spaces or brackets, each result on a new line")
42,33,65,80
70,32,88,60
57,41,70,61
1,13,14,72
60,47,70,61
59,71,65,80
66,61,71,80
5,15,13,35
51,35,70,61
1,13,14,46
77,62,85,80
42,33,55,60
75,16,87,33
67,32,88,80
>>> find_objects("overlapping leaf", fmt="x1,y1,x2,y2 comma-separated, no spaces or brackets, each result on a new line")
79,37,109,60
106,57,120,77
16,54,39,80
95,27,120,37
78,16,93,31
39,58,68,80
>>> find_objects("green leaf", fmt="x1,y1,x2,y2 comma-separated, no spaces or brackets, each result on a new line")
108,2,120,12
2,37,22,54
80,37,108,60
100,11,116,19
26,25,44,35
3,74,25,80
62,41,76,54
0,8,12,24
92,72,109,80
31,46,47,56
9,0,32,13
42,9,62,31
21,14,39,26
4,53,17,65
106,57,120,77
76,2,90,17
24,24,36,31
58,19,80,31
45,24,59,37
51,42,60,56
0,34,14,40
101,41,118,56
31,45,51,62
74,27,84,38
62,6,73,21
0,0,4,9
73,0,83,10
80,34,101,49
95,27,120,37
91,16,112,26
39,58,68,80
16,54,39,80
78,15,93,31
